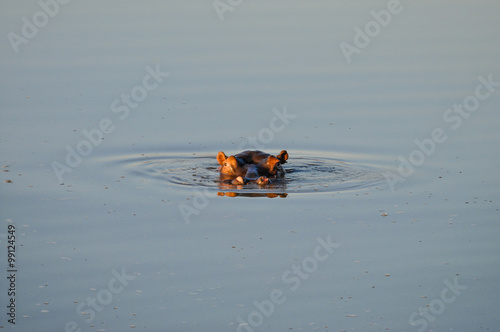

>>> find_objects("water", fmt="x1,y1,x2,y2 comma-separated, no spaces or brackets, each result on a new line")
1,1,499,331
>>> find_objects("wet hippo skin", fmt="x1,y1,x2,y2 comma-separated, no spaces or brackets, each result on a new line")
216,150,288,185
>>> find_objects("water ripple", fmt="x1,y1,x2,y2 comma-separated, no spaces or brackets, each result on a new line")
101,151,384,195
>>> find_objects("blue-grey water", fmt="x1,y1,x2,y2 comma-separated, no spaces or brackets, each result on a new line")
1,1,499,331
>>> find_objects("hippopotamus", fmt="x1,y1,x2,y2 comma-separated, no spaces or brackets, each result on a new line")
216,150,288,185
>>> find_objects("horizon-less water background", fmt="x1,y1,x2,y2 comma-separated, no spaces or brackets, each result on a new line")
1,1,499,331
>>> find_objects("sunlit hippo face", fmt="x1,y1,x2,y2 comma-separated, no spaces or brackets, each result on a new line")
258,155,284,177
216,153,246,177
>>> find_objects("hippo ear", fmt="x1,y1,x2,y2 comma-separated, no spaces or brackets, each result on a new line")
267,156,280,172
217,151,227,165
226,156,240,169
276,150,288,164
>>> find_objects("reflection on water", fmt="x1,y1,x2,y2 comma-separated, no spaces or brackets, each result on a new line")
217,191,288,198
217,175,289,198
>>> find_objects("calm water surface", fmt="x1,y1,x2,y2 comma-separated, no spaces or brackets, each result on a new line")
1,1,499,331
